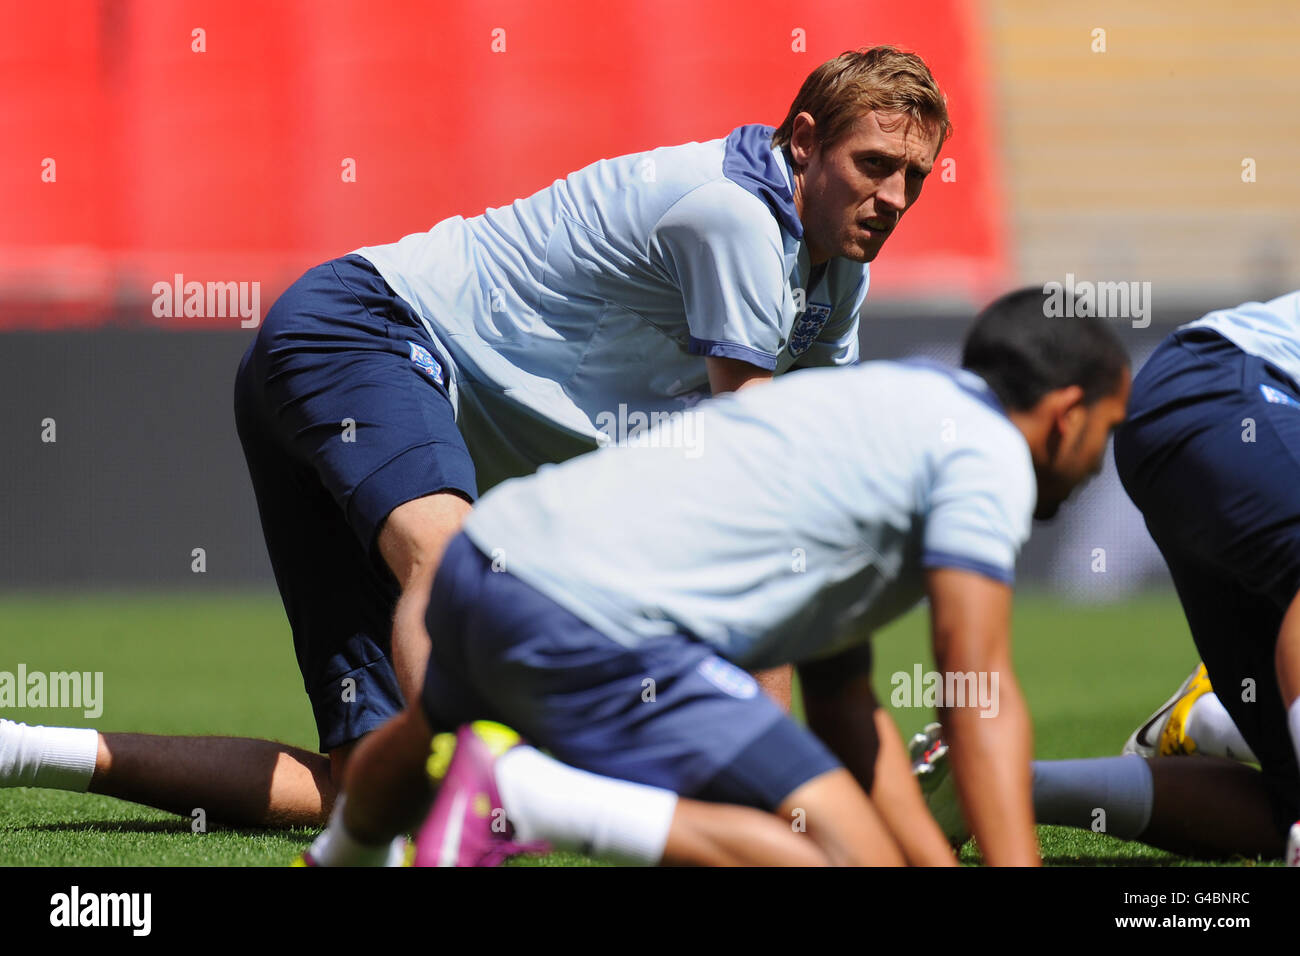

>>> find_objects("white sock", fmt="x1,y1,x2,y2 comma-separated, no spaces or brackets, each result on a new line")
1184,693,1258,763
0,720,98,791
305,796,406,867
494,747,677,865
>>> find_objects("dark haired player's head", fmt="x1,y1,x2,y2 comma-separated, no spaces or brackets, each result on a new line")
962,287,1132,520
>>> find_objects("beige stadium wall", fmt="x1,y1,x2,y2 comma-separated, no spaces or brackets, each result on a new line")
986,0,1300,309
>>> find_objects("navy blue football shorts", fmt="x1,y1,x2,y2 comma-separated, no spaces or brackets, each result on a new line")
1115,326,1300,833
419,534,842,810
234,255,478,751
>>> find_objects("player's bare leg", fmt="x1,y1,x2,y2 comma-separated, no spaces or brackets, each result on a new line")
1136,756,1288,857
364,721,914,867
1031,594,1300,859
480,762,910,866
658,799,827,865
88,733,337,827
1140,590,1300,858
661,768,906,866
485,747,909,866
2,493,471,829
1031,750,1292,858
0,718,343,828
3,714,387,829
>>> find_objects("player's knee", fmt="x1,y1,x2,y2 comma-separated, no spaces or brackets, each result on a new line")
779,770,904,866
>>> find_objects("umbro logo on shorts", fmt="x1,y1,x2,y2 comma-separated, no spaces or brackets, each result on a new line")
696,656,759,699
1259,383,1300,411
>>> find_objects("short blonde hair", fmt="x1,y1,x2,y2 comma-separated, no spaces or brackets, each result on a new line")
772,47,951,155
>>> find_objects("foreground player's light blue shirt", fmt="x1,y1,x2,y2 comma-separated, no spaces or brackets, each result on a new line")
355,124,868,490
462,361,1037,670
1184,290,1300,388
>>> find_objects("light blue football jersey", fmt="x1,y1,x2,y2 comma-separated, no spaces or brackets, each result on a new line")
355,125,868,490
462,361,1037,671
1184,290,1300,387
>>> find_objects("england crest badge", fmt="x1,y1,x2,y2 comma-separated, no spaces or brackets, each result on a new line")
788,303,832,357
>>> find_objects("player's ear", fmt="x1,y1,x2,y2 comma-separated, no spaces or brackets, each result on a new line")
789,112,818,166
1046,384,1086,434
1033,385,1085,456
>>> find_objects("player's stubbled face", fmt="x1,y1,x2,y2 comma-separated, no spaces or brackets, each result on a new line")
1034,370,1131,520
798,111,942,265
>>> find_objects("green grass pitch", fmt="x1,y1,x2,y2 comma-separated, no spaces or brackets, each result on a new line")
0,590,1278,866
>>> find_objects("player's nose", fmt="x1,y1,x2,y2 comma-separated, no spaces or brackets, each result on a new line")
875,169,908,213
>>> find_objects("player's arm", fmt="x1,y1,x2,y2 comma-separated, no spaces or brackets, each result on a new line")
1276,587,1300,768
705,353,780,701
652,183,784,390
706,355,772,394
799,646,957,866
657,188,787,699
926,566,1040,866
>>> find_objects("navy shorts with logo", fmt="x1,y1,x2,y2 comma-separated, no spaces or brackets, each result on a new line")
234,254,478,751
1114,327,1300,832
419,533,841,810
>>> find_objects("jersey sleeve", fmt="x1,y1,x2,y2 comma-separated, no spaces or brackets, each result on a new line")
921,429,1035,585
794,270,868,369
651,181,786,371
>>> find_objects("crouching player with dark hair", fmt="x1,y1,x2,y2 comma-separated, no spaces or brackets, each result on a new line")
987,291,1300,863
300,290,1129,866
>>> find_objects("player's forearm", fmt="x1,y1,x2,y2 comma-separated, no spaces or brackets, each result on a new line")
1275,589,1300,708
341,707,435,844
941,674,1039,866
1276,589,1300,769
705,355,772,395
867,708,958,865
391,585,434,704
805,678,953,865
